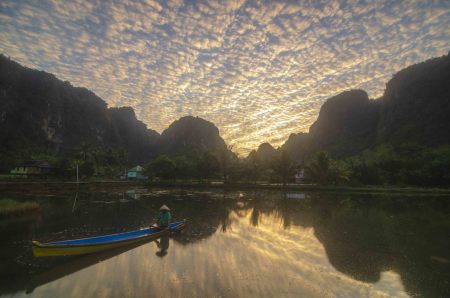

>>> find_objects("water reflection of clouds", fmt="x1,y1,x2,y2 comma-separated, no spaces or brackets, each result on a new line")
2,190,446,297
29,208,407,297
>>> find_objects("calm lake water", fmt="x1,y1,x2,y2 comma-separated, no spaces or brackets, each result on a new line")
1,188,449,297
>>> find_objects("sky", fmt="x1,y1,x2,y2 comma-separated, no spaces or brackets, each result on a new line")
1,0,449,155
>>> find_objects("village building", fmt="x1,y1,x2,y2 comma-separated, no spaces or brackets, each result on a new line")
10,160,53,178
127,165,146,180
294,169,305,183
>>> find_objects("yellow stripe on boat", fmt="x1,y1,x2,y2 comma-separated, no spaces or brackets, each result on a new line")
32,220,186,257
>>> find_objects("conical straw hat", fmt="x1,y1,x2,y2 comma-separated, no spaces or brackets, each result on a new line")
160,204,170,211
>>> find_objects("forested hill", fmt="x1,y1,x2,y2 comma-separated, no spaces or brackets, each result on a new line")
0,55,228,171
280,53,450,161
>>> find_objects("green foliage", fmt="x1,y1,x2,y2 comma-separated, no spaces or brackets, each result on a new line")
173,155,195,180
245,150,261,183
143,151,222,182
271,150,296,185
77,142,91,161
346,157,381,185
0,151,20,173
116,148,128,172
68,146,129,178
79,160,95,177
0,199,40,217
344,144,450,186
29,154,58,164
216,145,237,183
53,156,72,178
196,151,220,181
146,155,176,180
306,151,349,185
425,146,450,185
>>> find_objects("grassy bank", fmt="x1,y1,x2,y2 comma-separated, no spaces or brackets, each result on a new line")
0,199,41,217
0,180,449,195
146,181,450,195
0,180,146,194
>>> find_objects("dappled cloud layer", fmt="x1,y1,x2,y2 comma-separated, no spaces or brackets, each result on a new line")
1,0,449,155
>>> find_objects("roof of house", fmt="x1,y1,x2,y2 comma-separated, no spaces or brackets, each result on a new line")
17,160,53,168
128,165,144,172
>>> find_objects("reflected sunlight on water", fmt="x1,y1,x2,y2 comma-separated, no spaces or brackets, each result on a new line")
26,208,409,298
2,189,449,297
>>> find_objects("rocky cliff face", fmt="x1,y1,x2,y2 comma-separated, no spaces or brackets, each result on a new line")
0,55,104,149
377,54,450,146
308,89,380,157
255,142,278,163
0,54,161,162
109,107,160,162
278,53,450,161
277,90,379,161
160,116,227,155
280,132,309,162
0,55,233,164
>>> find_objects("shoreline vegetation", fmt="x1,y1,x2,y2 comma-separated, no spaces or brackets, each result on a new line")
0,180,449,195
0,198,40,218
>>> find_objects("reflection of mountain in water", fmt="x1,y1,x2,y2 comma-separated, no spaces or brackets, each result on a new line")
153,189,450,297
238,193,450,298
1,190,449,297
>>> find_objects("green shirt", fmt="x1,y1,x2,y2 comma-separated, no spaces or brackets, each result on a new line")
158,211,172,227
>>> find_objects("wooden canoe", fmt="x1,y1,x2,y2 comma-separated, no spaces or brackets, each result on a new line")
32,220,187,257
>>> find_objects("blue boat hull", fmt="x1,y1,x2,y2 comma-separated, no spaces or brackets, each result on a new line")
32,220,187,257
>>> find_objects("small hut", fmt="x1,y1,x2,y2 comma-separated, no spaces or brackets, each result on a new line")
10,160,53,178
294,169,305,183
127,165,146,180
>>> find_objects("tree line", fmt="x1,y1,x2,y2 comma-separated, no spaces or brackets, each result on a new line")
2,141,449,187
144,143,450,187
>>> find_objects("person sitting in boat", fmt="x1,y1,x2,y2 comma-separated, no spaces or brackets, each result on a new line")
157,204,172,228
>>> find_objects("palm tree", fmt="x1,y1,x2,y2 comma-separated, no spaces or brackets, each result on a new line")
247,150,261,184
89,147,105,176
116,148,128,173
306,151,349,185
148,155,176,180
306,151,330,184
197,151,219,182
217,145,235,183
78,141,90,161
272,150,295,186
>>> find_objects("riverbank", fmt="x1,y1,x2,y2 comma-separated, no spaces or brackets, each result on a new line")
0,180,145,193
146,181,450,195
0,180,449,195
0,198,40,217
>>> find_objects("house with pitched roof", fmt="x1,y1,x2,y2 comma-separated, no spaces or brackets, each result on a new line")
127,165,146,180
10,160,53,177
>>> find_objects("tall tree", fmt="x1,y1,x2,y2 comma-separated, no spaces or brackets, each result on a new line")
78,141,90,161
148,155,176,180
306,151,349,185
217,145,235,183
272,150,295,186
197,151,219,182
246,150,261,184
116,148,128,174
